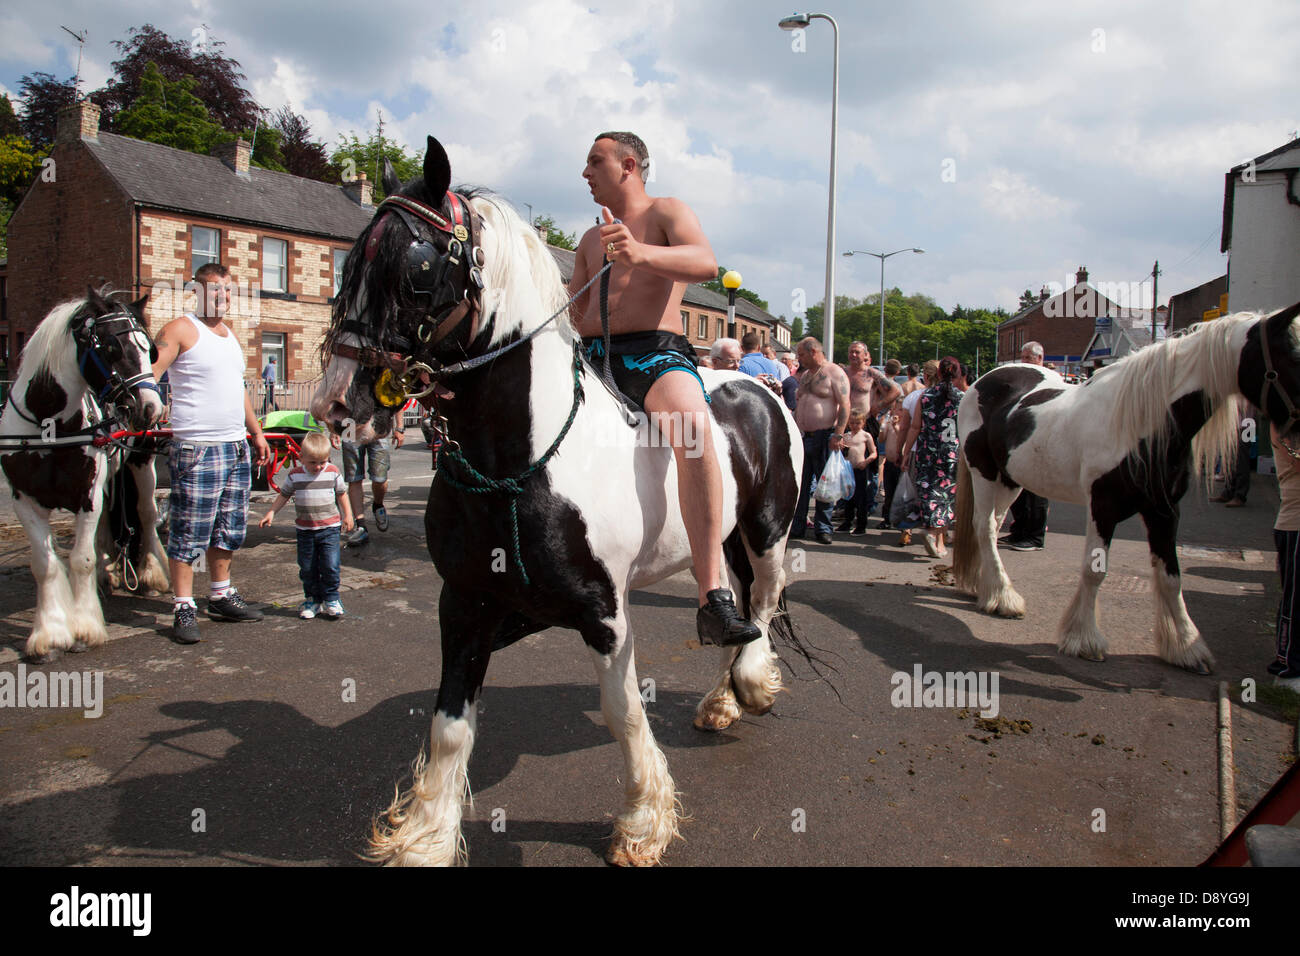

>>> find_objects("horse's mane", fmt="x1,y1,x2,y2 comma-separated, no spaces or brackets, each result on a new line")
1095,311,1256,487
465,193,574,348
21,298,83,383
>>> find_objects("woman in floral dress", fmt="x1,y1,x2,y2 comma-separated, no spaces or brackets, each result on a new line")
900,356,963,557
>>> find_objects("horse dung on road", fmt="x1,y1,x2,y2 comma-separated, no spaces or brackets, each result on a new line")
0,288,168,663
312,137,804,866
952,301,1300,673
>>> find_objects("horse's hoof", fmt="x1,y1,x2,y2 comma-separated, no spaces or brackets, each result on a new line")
24,648,62,665
68,640,91,654
1192,661,1212,676
1081,652,1105,663
693,694,741,732
605,841,660,867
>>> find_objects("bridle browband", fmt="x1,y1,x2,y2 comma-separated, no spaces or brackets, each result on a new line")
73,308,159,408
330,190,485,396
1257,315,1300,427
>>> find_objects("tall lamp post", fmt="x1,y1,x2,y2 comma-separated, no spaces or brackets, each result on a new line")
779,12,839,361
844,247,924,364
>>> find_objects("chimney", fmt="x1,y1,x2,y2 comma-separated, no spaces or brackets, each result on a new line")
212,138,251,179
1039,285,1050,301
537,225,550,244
343,172,373,207
55,100,101,145
1075,265,1089,286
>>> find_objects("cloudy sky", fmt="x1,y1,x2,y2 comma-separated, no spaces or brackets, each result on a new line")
3,0,1297,319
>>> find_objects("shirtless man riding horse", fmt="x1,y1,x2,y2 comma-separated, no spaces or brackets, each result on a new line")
569,131,759,645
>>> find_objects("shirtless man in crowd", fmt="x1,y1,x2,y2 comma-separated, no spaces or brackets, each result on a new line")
845,341,902,441
791,336,851,544
568,131,759,646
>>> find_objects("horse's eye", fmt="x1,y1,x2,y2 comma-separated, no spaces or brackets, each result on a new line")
149,343,159,363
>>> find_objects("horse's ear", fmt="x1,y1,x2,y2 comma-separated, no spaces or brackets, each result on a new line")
423,136,451,199
1266,301,1300,339
382,157,402,197
86,285,109,312
130,294,149,315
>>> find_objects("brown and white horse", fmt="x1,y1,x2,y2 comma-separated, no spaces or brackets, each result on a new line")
0,290,167,663
312,138,804,866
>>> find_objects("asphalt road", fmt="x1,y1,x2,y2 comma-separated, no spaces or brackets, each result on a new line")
0,441,1295,866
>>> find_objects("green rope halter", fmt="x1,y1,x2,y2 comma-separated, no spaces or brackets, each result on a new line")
434,342,585,587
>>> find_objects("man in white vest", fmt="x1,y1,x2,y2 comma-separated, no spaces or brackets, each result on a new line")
152,263,271,643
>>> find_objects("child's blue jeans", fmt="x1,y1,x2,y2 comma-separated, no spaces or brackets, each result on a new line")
297,526,341,603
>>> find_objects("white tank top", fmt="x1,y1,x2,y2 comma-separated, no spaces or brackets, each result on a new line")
168,314,248,441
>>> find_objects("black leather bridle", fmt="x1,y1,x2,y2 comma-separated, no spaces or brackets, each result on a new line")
330,190,485,405
1257,316,1300,429
71,308,160,411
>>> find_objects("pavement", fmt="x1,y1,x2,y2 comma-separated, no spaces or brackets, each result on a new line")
0,442,1295,866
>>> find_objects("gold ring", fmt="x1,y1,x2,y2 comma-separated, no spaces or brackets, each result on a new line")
606,242,616,253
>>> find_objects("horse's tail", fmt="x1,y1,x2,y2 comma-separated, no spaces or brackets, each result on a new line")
722,527,843,703
952,452,979,595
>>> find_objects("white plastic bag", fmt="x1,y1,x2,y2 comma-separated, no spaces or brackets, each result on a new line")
890,470,917,526
815,451,855,504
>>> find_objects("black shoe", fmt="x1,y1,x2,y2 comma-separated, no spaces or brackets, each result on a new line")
788,529,805,541
879,518,892,530
170,603,201,644
851,525,867,536
815,531,833,544
1001,539,1043,552
207,588,265,622
696,589,762,646
835,521,853,533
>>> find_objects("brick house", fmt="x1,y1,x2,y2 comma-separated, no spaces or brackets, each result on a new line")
996,266,1146,373
3,100,373,393
546,246,784,357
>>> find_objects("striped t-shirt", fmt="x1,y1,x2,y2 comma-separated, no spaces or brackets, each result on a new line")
283,463,347,530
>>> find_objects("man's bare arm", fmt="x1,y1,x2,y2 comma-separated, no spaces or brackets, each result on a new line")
568,228,597,322
150,318,195,380
833,366,851,433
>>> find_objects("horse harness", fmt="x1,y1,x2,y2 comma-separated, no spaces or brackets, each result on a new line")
1258,315,1300,430
0,307,159,450
329,191,486,411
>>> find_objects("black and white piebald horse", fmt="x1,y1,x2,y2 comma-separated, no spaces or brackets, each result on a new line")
953,302,1300,673
0,289,168,663
312,137,803,866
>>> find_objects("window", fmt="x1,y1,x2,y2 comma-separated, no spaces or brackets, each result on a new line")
333,249,348,297
716,318,724,340
191,226,220,276
680,310,689,336
697,316,706,339
262,237,288,292
261,332,286,382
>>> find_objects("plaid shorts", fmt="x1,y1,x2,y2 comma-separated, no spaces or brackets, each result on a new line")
167,440,251,562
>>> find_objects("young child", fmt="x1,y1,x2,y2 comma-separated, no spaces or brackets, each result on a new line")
259,431,354,619
836,410,878,536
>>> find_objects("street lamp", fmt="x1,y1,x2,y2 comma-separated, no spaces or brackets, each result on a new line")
722,270,742,339
843,247,924,363
779,12,839,361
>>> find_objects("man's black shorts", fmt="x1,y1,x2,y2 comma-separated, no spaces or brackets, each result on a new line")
582,330,710,410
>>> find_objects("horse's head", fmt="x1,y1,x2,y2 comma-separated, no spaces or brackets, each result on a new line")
313,136,497,443
1239,301,1300,436
69,287,164,431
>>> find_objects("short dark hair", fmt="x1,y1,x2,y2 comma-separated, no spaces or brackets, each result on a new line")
884,359,902,375
595,131,649,179
741,332,760,351
194,262,231,284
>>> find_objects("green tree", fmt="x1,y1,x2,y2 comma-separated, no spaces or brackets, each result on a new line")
532,214,577,250
0,95,21,138
115,62,226,154
331,133,421,201
272,106,337,182
699,267,769,310
0,134,43,207
15,72,76,149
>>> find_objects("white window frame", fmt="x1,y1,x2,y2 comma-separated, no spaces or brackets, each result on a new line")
261,332,286,383
191,226,220,276
262,237,288,293
697,315,706,339
333,249,348,297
